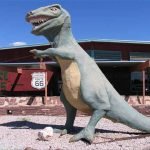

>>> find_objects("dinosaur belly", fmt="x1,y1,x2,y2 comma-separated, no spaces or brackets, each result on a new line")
56,57,92,114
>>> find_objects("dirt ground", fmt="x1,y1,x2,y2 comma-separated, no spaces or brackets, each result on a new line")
0,110,150,150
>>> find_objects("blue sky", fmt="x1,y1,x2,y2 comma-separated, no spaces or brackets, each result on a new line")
1,0,150,48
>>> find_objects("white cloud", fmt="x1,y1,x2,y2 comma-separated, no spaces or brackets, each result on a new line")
10,41,27,46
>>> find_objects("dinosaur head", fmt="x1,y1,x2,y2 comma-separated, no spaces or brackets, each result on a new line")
26,4,70,36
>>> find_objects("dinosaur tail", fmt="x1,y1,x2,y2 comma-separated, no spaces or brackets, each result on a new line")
106,95,150,132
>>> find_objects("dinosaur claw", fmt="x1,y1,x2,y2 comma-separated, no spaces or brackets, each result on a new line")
69,128,94,144
30,49,36,53
30,49,38,59
30,49,43,59
60,129,68,136
82,138,93,145
69,136,77,143
69,136,93,144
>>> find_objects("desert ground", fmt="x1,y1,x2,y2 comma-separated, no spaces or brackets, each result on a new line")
0,111,150,150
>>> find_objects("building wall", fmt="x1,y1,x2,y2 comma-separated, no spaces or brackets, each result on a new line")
0,69,54,96
0,40,150,96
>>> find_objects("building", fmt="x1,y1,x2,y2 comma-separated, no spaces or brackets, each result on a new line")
0,39,150,104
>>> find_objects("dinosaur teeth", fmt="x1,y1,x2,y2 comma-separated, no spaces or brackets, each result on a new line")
29,17,50,26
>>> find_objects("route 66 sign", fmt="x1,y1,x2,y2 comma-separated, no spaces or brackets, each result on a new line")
31,72,46,90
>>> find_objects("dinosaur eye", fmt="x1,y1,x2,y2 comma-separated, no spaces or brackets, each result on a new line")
50,7,58,11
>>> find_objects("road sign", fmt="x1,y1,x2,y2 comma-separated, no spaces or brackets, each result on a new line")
31,72,46,90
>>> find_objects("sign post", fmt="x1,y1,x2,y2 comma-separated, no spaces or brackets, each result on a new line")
31,58,48,105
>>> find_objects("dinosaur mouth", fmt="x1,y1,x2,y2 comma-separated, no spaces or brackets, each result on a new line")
28,16,51,29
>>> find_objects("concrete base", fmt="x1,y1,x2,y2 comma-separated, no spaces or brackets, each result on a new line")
0,96,150,116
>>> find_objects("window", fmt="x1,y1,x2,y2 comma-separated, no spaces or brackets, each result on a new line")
130,52,150,61
85,50,121,61
85,50,94,58
130,71,150,95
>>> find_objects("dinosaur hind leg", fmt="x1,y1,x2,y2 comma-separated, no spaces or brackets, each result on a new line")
69,109,106,144
60,91,77,136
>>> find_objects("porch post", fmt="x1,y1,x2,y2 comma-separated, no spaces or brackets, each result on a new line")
40,58,47,105
44,71,48,105
142,70,145,104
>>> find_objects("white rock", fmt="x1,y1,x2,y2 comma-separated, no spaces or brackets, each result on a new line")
38,127,53,141
43,127,53,137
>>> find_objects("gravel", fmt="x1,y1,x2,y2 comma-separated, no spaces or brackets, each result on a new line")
0,115,150,150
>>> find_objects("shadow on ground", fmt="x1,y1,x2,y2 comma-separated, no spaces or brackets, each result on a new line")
1,120,150,144
0,120,82,133
0,120,149,135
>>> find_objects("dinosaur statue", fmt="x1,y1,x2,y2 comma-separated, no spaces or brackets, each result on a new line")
26,4,150,143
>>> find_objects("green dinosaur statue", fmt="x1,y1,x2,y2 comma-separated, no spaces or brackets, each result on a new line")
26,4,150,143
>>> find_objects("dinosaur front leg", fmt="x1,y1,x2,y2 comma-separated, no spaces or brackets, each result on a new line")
69,109,106,144
30,49,50,58
31,48,75,60
60,91,77,136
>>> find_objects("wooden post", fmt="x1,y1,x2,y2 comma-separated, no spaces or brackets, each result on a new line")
40,58,46,69
40,58,43,68
44,71,48,105
39,58,47,105
142,70,145,104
